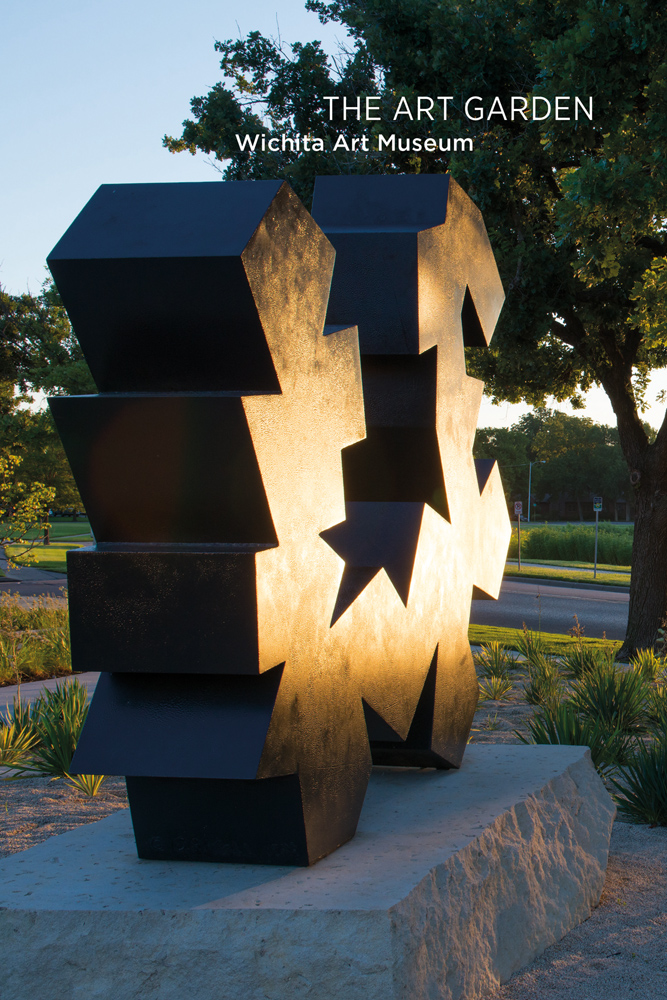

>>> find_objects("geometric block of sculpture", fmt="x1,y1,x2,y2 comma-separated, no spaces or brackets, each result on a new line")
47,175,510,865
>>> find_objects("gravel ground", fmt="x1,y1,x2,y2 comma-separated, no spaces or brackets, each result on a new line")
0,666,665,999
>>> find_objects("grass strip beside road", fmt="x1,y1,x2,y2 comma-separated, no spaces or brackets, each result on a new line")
504,564,630,587
5,542,88,575
508,558,630,572
468,624,623,657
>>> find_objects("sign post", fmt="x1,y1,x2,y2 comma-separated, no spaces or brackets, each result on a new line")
593,497,602,579
514,501,523,571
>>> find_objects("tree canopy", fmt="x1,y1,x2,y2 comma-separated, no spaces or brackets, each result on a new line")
0,282,92,550
165,0,667,653
475,409,632,518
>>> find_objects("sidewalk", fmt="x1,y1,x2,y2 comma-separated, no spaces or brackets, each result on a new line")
0,673,99,711
0,552,67,599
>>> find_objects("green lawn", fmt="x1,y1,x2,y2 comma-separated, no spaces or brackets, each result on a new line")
468,624,623,657
507,558,630,572
504,563,630,587
5,541,89,574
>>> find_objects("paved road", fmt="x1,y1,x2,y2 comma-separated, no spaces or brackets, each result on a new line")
471,578,629,640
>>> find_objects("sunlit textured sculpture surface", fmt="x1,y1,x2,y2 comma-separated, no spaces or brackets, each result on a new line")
47,175,510,866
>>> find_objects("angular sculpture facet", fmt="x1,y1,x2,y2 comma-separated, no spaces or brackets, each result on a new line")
47,175,510,866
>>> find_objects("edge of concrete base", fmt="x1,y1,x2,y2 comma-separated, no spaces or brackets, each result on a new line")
0,748,615,1000
392,750,615,999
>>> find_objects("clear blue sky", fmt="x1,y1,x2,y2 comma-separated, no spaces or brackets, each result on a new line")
2,1,665,428
1,0,343,295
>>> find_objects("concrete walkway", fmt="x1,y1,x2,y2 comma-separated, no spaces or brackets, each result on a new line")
0,552,67,599
0,673,100,711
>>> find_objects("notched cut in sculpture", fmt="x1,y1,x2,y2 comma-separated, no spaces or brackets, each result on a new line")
363,648,455,769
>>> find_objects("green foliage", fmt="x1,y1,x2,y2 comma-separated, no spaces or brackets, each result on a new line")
0,592,71,684
476,409,631,513
473,641,516,678
560,642,616,680
1,679,106,797
0,716,39,771
523,654,565,712
518,523,633,565
0,453,55,566
612,739,667,825
516,626,547,665
630,648,665,682
478,674,514,701
518,700,635,774
166,0,667,652
30,681,89,779
571,661,650,736
0,407,82,513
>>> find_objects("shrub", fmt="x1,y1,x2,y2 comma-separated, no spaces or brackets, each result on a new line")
0,679,106,797
630,648,665,682
517,700,636,774
612,739,667,824
0,592,71,685
479,675,513,701
516,625,547,666
571,661,650,735
560,643,616,680
523,654,565,711
511,523,633,565
474,641,516,678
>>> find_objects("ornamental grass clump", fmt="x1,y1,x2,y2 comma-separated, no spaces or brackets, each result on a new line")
478,674,514,702
523,653,565,712
560,643,616,680
516,625,546,665
570,660,650,737
612,738,667,825
517,701,635,775
0,592,71,685
630,648,666,683
0,679,105,797
474,640,516,678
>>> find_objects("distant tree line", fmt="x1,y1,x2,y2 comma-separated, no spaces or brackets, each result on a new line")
474,409,650,521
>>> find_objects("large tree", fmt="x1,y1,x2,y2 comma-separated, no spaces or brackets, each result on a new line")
165,0,667,655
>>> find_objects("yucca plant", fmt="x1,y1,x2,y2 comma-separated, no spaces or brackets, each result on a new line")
6,679,106,797
517,700,636,774
516,625,546,666
560,643,616,680
474,641,516,678
645,684,667,737
571,661,650,736
29,680,90,778
0,718,39,773
523,654,565,712
479,675,513,701
630,648,665,683
66,772,106,796
612,738,667,824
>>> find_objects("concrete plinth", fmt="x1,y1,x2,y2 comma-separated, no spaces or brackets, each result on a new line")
0,746,615,1000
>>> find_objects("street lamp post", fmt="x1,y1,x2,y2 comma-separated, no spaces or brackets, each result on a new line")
527,461,546,523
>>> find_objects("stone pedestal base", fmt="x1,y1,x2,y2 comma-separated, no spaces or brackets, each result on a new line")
0,746,615,1000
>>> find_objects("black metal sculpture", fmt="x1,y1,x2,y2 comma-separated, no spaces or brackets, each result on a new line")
48,175,509,866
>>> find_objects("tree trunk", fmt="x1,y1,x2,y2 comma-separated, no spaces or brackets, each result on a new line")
619,463,667,658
